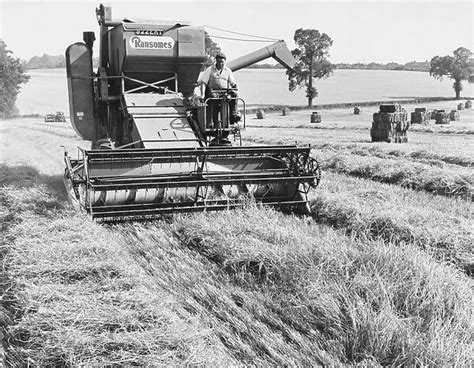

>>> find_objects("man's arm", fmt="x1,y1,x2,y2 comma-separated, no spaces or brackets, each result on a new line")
197,67,211,86
196,68,211,97
227,68,237,89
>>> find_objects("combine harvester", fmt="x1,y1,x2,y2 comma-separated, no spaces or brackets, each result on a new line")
64,4,321,221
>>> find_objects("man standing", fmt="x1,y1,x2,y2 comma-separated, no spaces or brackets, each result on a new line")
198,52,240,125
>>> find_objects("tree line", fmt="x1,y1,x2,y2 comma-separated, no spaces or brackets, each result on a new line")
22,54,432,73
23,54,100,69
335,61,430,72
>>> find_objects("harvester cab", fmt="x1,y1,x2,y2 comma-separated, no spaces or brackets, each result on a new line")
64,4,321,221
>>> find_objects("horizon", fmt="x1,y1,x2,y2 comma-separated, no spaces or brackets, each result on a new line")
22,53,434,66
1,0,473,65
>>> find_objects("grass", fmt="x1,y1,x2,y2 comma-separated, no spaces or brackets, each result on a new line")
1,108,473,366
168,208,473,366
309,172,473,274
319,151,472,199
246,106,474,163
2,164,472,365
245,135,473,200
1,165,233,366
311,143,474,167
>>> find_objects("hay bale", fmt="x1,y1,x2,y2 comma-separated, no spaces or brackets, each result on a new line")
282,107,291,116
382,113,395,123
371,128,391,142
372,108,409,143
373,112,382,124
435,111,449,124
411,111,428,124
397,119,409,131
310,111,321,123
465,100,472,109
353,106,361,114
379,104,397,113
256,109,265,119
423,112,431,123
457,103,464,111
449,110,460,121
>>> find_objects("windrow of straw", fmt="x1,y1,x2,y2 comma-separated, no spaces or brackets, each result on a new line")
248,136,473,168
169,207,472,366
409,125,474,135
319,152,472,199
309,172,473,275
250,124,474,135
313,143,474,168
244,137,473,199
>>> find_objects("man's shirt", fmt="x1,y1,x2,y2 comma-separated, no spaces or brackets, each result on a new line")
198,65,236,90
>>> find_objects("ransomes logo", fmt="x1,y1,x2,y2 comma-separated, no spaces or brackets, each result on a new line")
129,36,174,50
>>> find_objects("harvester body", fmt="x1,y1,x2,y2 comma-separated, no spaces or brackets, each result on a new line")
64,4,320,221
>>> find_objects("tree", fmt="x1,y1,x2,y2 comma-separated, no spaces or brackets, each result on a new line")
25,53,65,69
0,40,30,118
287,29,334,107
203,33,222,69
430,47,473,99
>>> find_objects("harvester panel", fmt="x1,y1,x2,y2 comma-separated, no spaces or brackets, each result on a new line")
65,43,95,141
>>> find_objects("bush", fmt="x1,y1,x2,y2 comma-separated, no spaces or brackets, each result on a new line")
0,40,30,118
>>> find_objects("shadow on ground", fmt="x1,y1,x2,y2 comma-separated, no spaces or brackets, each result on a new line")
0,164,70,229
0,164,67,200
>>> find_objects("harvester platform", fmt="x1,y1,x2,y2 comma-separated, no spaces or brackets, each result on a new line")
64,145,320,221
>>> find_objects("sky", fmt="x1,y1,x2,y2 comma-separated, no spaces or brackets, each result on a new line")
0,0,473,64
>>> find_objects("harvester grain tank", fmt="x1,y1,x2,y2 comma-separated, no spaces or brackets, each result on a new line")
63,4,321,221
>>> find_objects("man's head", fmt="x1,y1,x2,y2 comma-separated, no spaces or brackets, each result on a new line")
215,52,226,70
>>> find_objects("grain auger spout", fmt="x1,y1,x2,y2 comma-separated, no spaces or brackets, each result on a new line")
63,4,321,221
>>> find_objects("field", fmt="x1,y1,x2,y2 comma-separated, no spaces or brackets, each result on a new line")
15,68,461,115
1,100,473,365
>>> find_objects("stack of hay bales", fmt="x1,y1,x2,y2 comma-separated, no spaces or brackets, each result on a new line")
371,104,409,143
411,107,430,124
465,100,472,109
256,109,265,119
435,110,449,124
310,111,322,123
449,110,460,121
